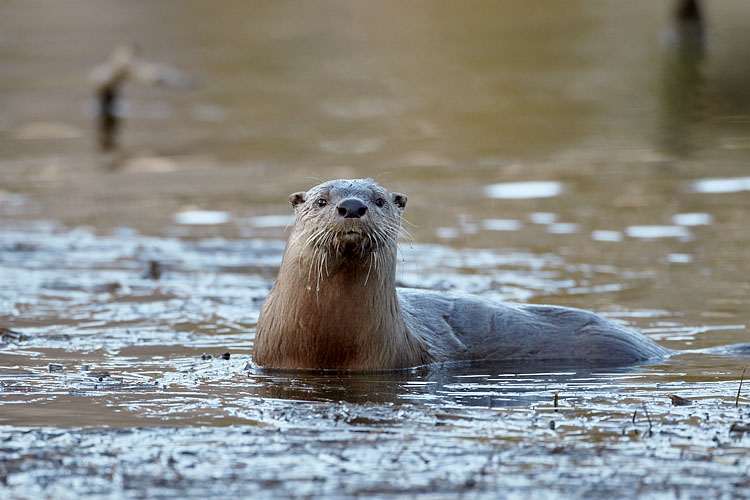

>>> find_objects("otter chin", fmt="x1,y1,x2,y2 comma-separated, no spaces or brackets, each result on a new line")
253,178,749,371
337,229,366,246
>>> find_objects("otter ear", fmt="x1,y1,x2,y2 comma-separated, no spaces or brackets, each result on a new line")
391,192,407,211
289,192,306,209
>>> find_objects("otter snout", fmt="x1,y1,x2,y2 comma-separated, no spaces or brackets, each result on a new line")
337,198,368,218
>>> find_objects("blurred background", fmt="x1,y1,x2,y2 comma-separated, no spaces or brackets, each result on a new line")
1,0,750,338
3,4,750,495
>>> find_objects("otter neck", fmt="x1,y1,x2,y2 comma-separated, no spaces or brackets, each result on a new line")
255,238,429,370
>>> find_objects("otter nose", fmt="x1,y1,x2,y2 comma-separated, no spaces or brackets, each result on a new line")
337,198,368,218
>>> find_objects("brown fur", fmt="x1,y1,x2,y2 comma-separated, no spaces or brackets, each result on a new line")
253,179,679,371
254,179,431,370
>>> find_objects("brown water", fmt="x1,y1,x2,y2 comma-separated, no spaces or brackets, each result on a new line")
2,1,750,498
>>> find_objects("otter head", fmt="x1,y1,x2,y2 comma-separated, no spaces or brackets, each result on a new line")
288,178,407,258
255,179,424,370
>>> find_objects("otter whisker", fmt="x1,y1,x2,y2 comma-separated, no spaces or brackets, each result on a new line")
322,232,334,277
379,218,401,238
373,171,391,183
374,226,396,251
289,225,311,250
365,252,374,285
400,215,417,229
316,252,323,296
303,227,326,250
372,244,381,276
307,247,318,285
397,226,414,243
314,233,332,289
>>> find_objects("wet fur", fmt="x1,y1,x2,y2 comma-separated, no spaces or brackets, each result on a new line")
254,178,670,371
254,179,430,370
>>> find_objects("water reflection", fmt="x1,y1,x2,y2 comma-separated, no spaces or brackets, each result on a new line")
248,361,644,409
667,253,693,264
248,215,295,228
483,181,564,200
173,210,231,225
481,219,522,232
691,176,750,194
625,225,692,240
529,213,557,225
658,0,705,156
671,212,712,225
546,222,580,235
590,230,623,243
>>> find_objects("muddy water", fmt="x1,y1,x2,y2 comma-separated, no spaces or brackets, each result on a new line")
2,1,750,498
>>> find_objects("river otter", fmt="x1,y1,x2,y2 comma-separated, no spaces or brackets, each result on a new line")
253,178,721,371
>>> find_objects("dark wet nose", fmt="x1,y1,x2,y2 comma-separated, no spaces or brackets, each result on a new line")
337,198,368,218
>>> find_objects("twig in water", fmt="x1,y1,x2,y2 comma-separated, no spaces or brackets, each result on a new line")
554,391,559,412
478,444,501,476
90,43,195,150
642,404,653,437
736,366,747,408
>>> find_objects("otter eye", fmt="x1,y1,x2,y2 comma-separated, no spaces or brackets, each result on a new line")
316,198,327,208
375,198,385,208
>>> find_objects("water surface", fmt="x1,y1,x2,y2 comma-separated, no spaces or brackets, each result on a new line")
2,1,750,498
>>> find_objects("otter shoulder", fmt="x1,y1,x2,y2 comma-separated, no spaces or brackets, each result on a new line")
396,288,669,365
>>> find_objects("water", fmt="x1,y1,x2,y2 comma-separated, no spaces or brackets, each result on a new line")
2,1,750,498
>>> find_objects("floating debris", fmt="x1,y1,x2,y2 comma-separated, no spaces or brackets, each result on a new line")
144,260,162,280
201,352,231,361
92,282,122,293
0,328,28,344
729,422,750,434
668,394,692,406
